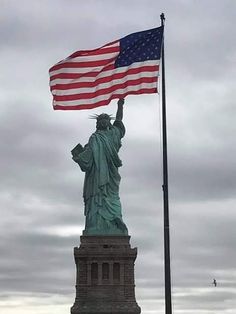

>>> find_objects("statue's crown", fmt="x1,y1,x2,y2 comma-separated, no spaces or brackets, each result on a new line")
89,113,114,121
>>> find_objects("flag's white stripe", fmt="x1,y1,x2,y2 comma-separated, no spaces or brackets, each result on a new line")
50,44,120,73
88,41,119,50
99,42,119,48
55,42,120,65
50,60,159,81
65,51,119,63
64,42,120,62
51,76,98,85
54,82,157,106
52,71,158,96
50,64,112,77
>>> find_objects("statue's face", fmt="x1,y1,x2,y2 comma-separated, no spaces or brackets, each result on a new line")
96,118,110,130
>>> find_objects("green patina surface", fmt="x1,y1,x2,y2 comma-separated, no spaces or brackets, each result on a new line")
72,103,128,235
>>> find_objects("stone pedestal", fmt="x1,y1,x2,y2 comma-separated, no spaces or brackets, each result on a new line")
71,236,141,314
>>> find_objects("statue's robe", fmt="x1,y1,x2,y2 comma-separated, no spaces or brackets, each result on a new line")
76,120,128,235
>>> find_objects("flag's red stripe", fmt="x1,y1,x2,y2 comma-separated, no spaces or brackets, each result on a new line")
68,45,119,58
62,40,119,59
50,64,158,84
49,64,115,81
49,46,119,72
50,57,117,72
53,77,157,101
53,88,157,110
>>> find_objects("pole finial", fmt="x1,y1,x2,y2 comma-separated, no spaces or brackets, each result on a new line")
160,13,165,26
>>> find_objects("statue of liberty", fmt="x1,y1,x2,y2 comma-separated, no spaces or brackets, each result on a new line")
72,99,128,235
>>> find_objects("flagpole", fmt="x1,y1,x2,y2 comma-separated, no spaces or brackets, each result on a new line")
160,13,172,314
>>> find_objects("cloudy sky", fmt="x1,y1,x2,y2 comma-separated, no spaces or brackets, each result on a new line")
1,0,236,313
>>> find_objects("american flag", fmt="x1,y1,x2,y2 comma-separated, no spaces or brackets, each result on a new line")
49,26,164,110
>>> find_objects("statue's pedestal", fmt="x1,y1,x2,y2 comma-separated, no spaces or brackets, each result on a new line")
71,235,141,314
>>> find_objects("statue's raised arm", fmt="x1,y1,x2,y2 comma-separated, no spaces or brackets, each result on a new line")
116,98,124,121
113,99,125,139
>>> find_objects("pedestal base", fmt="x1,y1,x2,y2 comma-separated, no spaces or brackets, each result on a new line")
71,236,141,314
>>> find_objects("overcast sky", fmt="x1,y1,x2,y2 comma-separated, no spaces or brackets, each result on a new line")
1,1,236,313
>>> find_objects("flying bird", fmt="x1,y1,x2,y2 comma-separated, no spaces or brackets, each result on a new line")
212,279,217,287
